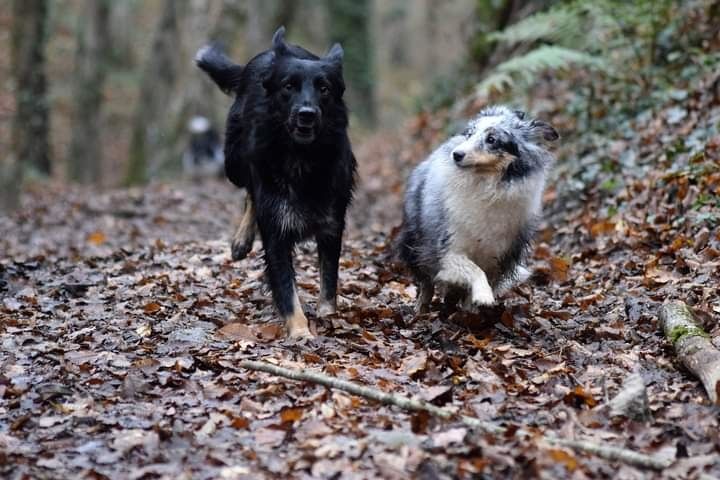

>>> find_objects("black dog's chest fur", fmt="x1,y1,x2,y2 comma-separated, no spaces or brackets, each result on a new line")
252,146,352,240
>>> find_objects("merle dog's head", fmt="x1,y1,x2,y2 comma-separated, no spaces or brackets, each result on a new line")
451,106,559,178
262,27,346,145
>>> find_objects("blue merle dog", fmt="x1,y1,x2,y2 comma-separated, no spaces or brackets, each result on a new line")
399,106,559,313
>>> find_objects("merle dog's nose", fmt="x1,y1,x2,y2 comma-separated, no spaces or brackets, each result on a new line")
453,151,466,163
297,108,317,126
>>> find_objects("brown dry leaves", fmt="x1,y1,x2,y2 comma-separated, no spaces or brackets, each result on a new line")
3,36,720,479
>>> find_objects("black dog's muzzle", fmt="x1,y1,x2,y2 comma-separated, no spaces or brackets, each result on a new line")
290,106,322,144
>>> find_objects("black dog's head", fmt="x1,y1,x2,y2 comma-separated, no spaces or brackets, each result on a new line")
262,27,346,145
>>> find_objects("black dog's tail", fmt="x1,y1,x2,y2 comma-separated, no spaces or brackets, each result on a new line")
195,44,244,95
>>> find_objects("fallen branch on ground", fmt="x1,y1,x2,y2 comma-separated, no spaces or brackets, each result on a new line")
238,359,673,470
659,301,720,404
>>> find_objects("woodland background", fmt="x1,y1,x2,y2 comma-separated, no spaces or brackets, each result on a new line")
1,0,479,196
2,1,720,479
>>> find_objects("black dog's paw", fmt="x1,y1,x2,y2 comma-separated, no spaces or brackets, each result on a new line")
230,237,253,261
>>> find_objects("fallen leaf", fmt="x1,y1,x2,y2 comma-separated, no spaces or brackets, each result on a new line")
87,231,106,245
217,323,255,341
564,386,598,408
549,257,570,282
547,448,578,471
401,351,428,378
142,302,162,314
280,407,304,424
432,428,467,448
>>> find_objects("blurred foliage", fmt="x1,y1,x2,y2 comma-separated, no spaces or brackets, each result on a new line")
326,0,375,125
477,0,679,98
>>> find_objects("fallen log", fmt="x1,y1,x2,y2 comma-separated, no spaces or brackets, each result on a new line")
238,359,673,470
659,301,720,404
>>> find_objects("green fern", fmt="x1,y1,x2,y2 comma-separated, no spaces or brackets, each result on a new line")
488,2,620,50
487,6,582,46
475,0,674,97
476,46,607,97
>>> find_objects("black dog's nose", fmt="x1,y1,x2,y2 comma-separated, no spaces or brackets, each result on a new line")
297,108,317,126
453,151,466,163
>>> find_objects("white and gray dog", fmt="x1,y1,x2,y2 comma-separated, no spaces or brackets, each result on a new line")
399,105,559,313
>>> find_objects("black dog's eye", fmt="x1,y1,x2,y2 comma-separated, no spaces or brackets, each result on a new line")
319,85,329,95
283,82,294,92
486,134,496,145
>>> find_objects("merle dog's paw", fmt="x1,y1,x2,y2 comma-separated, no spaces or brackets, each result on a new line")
465,283,495,311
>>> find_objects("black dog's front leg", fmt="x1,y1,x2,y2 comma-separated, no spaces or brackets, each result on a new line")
316,231,342,317
259,228,312,338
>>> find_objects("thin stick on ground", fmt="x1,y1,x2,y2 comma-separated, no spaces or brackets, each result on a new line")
659,301,720,404
238,359,673,470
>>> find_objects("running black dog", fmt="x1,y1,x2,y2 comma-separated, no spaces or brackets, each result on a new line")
196,27,356,338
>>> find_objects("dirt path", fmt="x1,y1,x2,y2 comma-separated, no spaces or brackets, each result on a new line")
1,136,719,478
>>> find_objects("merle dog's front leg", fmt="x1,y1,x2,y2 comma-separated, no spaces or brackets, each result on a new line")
260,229,312,338
435,252,495,307
316,231,342,317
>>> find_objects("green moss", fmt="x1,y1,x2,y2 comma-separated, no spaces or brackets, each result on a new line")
668,324,709,344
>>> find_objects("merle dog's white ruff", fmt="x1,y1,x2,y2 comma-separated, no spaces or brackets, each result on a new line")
400,105,558,312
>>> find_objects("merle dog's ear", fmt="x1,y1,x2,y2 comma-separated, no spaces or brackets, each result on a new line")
528,119,559,143
272,26,288,56
325,43,344,64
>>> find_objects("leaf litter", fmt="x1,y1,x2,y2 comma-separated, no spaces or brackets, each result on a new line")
2,73,720,480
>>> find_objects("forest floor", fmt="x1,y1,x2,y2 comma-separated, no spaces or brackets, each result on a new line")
2,90,720,478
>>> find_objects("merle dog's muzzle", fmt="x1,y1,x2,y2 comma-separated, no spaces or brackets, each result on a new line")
290,107,321,144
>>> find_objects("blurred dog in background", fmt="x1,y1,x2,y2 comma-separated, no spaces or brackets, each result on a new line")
182,116,224,179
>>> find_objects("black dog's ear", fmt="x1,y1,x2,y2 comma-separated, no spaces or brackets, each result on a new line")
528,119,559,142
325,43,344,64
272,26,288,56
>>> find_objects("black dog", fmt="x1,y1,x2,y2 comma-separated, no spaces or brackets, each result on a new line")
196,27,356,338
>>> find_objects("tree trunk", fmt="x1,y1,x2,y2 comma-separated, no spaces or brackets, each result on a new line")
68,0,111,185
210,0,246,49
10,0,50,177
108,0,136,67
326,0,376,126
271,0,298,33
126,0,183,185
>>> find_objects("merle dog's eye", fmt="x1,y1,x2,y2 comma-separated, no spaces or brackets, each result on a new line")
486,134,496,145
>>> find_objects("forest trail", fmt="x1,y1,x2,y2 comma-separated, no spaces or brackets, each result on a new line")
2,119,720,478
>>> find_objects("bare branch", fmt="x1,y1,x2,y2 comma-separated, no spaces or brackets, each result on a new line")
239,359,674,470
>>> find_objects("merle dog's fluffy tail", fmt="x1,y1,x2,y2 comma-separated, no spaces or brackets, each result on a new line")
195,45,244,94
